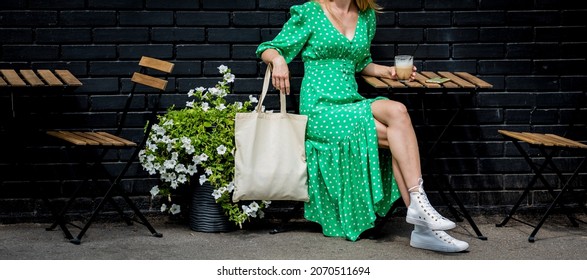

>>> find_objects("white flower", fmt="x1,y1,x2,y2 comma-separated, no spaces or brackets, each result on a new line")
163,159,177,169
150,185,160,198
235,102,243,109
208,87,221,96
227,181,235,192
212,189,222,200
201,102,210,111
218,186,228,194
186,164,197,175
160,204,167,212
195,86,206,93
263,200,272,207
249,95,258,103
199,175,208,185
224,73,235,83
217,65,228,74
248,201,260,212
216,145,227,155
170,204,181,215
217,104,226,111
186,100,195,108
199,153,209,162
187,89,195,97
163,120,174,127
175,163,187,173
170,180,179,189
205,168,213,176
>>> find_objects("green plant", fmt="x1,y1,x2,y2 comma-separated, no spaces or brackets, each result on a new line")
139,65,270,228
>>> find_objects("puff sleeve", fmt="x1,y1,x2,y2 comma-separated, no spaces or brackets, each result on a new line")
355,8,376,72
256,5,312,63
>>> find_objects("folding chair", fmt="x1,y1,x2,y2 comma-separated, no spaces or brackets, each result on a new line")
496,130,587,242
43,56,174,244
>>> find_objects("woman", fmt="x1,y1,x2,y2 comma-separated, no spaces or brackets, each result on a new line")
256,0,469,252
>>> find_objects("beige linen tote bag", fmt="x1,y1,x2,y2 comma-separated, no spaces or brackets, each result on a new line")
232,66,309,202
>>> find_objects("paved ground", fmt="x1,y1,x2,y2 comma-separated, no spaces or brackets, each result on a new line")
1,214,585,260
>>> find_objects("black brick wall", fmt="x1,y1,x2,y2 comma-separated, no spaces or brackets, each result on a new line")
1,0,586,222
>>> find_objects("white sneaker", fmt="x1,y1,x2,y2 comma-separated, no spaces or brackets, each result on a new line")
406,180,456,230
410,225,469,253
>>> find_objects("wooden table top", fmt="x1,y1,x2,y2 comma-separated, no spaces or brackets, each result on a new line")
362,71,492,91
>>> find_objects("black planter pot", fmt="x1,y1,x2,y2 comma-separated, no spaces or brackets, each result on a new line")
189,182,234,232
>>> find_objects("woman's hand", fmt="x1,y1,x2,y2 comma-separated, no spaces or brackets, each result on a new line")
386,65,417,81
271,55,290,95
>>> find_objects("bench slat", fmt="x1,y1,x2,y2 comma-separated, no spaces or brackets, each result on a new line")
381,77,407,88
0,76,7,87
131,72,168,91
20,70,45,87
139,56,175,74
95,132,137,146
37,70,64,86
54,70,83,87
362,75,387,89
420,71,460,88
414,72,442,88
0,69,27,87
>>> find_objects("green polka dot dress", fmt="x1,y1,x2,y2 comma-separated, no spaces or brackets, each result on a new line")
256,1,400,241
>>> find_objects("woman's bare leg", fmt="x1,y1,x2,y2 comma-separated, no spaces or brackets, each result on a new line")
372,99,421,206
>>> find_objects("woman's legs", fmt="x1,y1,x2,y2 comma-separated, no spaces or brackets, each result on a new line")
371,99,468,252
371,99,455,230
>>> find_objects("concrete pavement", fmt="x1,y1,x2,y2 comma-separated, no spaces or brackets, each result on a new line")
1,214,586,260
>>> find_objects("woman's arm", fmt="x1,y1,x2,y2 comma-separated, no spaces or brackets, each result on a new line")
261,49,291,95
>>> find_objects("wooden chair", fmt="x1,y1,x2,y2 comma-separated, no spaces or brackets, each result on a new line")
496,129,587,242
44,56,174,244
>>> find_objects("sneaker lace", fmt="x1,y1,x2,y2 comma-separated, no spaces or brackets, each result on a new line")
416,180,447,221
433,230,456,244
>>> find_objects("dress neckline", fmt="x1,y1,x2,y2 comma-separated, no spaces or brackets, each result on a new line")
313,1,361,42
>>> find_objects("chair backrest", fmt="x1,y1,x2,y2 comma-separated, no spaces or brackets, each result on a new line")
115,56,174,136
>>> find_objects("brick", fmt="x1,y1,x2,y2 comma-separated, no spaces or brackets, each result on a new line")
76,78,119,93
561,76,587,91
118,44,174,59
232,45,260,59
478,92,536,108
506,76,560,91
535,27,587,42
453,11,506,26
28,0,85,9
561,10,587,25
0,0,26,9
561,43,587,59
35,28,92,44
535,92,586,107
203,61,258,76
534,59,587,75
146,0,199,9
59,11,117,26
61,45,117,60
152,28,205,43
258,0,305,10
424,0,477,10
453,44,504,59
90,61,140,76
1,45,59,61
94,28,149,43
170,61,202,76
233,12,288,26
379,0,422,10
176,44,230,59
478,60,532,75
30,61,87,76
0,11,57,27
208,28,261,43
203,0,256,10
373,28,424,43
506,43,560,59
88,0,144,9
506,11,561,26
119,11,174,26
478,0,534,10
176,12,230,26
480,27,533,42
427,28,478,42
398,12,451,26
0,29,33,44
375,12,396,26
421,60,477,73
